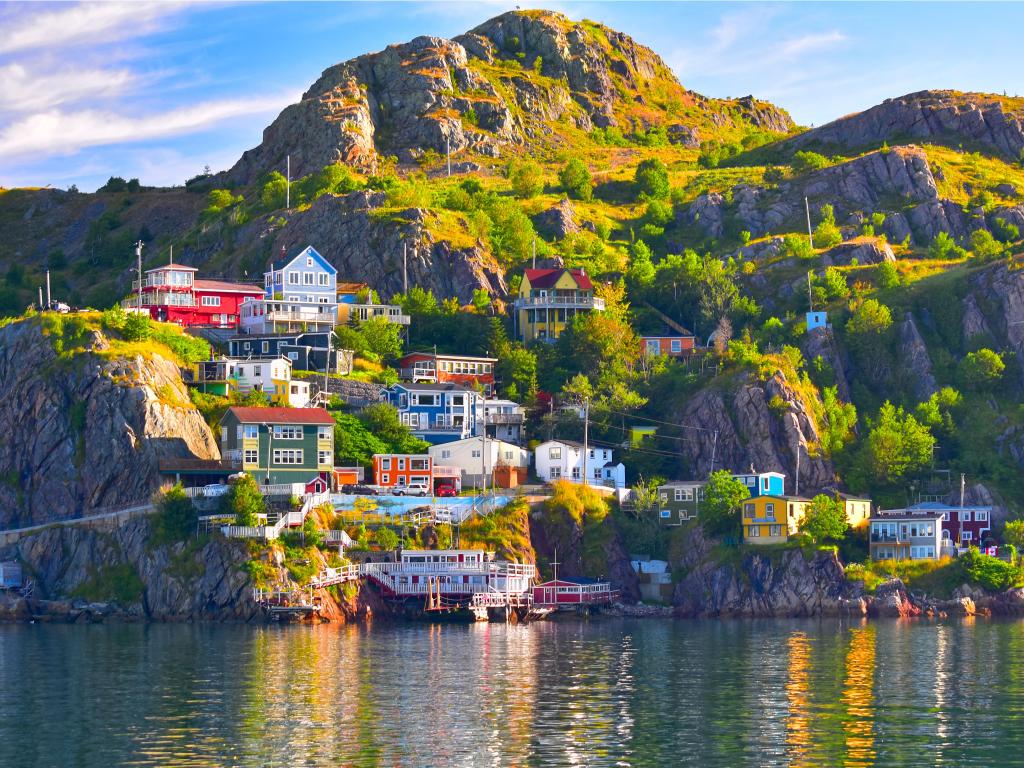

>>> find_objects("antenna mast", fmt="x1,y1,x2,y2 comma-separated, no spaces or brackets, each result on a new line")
286,155,291,209
805,197,814,250
135,240,144,313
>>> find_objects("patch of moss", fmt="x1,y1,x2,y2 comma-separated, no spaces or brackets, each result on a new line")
69,563,143,604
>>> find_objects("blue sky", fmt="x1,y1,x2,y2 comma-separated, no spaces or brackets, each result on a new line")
1,1,1022,192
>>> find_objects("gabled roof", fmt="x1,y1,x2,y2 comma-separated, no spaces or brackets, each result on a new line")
390,381,477,394
336,282,369,294
524,267,594,291
194,279,263,294
145,261,197,274
269,245,337,275
224,406,334,425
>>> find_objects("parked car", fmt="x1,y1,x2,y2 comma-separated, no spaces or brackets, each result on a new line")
393,483,430,497
201,483,230,498
342,484,379,495
435,484,457,497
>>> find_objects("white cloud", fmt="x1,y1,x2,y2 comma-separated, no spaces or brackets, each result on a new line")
0,1,193,55
0,63,135,113
778,31,846,58
0,93,295,159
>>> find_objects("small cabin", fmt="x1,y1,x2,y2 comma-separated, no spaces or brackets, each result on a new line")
0,561,23,590
533,577,613,607
806,311,828,330
399,549,493,566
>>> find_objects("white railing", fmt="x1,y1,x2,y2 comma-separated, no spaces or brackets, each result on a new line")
514,295,605,310
309,564,360,589
221,490,330,540
472,590,533,608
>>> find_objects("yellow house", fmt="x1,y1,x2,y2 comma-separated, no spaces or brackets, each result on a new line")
514,267,605,343
742,496,810,544
839,494,872,529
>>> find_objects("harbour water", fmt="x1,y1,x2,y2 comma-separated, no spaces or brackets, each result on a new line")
2,617,1022,767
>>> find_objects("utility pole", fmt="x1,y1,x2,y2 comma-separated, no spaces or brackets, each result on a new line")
795,447,801,498
709,429,718,476
531,238,536,270
38,287,43,310
805,197,814,250
807,271,814,311
286,155,291,209
581,397,590,488
135,240,144,312
45,270,51,309
324,327,332,401
446,136,451,177
481,405,488,495
403,242,408,294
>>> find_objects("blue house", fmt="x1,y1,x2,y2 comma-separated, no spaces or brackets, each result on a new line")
732,471,786,497
228,330,351,373
806,311,828,331
381,382,482,445
240,245,339,335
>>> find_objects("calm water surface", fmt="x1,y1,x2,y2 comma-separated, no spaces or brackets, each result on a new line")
1,617,1022,767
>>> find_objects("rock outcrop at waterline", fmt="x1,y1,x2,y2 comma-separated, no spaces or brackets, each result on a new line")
0,319,218,529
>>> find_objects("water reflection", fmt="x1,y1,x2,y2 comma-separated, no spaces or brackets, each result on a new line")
3,619,1024,767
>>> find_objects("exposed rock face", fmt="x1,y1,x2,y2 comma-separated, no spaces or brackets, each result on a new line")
966,262,1024,377
227,10,792,183
0,516,257,621
683,147,980,245
869,578,921,618
787,90,1024,160
673,370,835,494
0,319,218,529
243,191,506,303
533,198,580,239
822,237,895,266
802,326,854,402
671,526,856,617
897,313,938,401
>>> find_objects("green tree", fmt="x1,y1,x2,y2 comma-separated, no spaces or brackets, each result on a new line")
818,266,850,301
859,402,935,485
1003,520,1024,551
845,298,892,346
333,412,389,467
259,171,288,210
372,526,399,551
221,475,266,526
875,260,900,289
970,229,1003,260
154,484,197,542
558,157,593,201
506,159,544,198
792,151,830,174
357,316,403,361
700,470,750,538
634,158,670,200
360,402,430,455
928,231,967,260
958,348,1005,390
497,345,537,400
799,494,848,542
821,386,858,454
813,204,843,249
782,233,814,260
122,312,151,341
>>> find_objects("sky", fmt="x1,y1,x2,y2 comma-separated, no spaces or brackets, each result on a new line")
1,1,1022,192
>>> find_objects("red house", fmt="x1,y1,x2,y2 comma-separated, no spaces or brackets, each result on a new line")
372,454,433,490
126,260,263,328
533,577,614,608
397,352,497,395
641,334,696,357
880,502,994,549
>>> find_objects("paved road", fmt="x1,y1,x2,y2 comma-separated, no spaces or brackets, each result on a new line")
0,504,153,544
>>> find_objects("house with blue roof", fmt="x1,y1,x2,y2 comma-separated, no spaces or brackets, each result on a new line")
240,245,339,335
381,382,482,445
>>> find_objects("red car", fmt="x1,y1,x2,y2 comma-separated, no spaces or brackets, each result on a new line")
435,484,457,497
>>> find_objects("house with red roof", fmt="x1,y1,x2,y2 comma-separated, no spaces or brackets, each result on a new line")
124,259,263,328
219,406,335,486
513,267,604,343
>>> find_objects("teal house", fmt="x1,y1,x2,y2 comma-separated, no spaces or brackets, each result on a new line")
220,406,335,486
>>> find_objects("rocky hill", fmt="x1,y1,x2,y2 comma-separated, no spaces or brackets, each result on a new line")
0,316,217,529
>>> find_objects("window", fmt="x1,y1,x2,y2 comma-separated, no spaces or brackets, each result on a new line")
201,295,221,307
254,365,261,377
441,449,451,459
243,425,259,440
380,457,392,470
288,271,299,285
452,395,464,406
549,447,562,459
262,342,269,354
318,450,331,466
243,449,258,464
671,339,682,353
769,525,782,537
288,352,298,361
959,511,972,522
413,394,437,406
303,272,314,285
471,450,481,458
646,340,660,355
571,467,581,479
743,502,755,516
549,467,561,479
504,450,512,460
749,525,760,537
410,458,428,470
962,531,973,541
397,458,405,470
318,426,332,440
589,450,595,459
272,449,303,465
318,273,329,286
306,257,314,267
381,473,390,484
976,510,989,522
273,425,302,440
765,503,774,516
660,493,668,502
943,511,950,522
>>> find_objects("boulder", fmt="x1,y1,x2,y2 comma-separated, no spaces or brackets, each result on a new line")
897,312,938,401
533,198,580,239
821,238,896,266
869,579,921,618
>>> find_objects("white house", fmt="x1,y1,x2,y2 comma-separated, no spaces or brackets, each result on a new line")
475,398,526,444
233,357,310,408
534,440,626,489
240,245,339,335
428,436,529,489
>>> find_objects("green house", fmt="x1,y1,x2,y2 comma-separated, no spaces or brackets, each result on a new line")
657,481,706,525
220,406,334,486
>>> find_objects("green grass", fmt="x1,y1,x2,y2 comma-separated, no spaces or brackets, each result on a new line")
69,563,144,604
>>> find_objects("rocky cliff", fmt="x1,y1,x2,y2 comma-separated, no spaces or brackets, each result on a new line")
0,318,218,529
786,90,1024,159
0,515,256,622
671,369,836,495
228,10,792,182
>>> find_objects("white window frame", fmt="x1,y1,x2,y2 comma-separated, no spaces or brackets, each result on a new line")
272,448,303,465
318,450,331,466
288,271,299,285
243,449,258,464
242,425,259,440
201,295,221,307
272,425,303,440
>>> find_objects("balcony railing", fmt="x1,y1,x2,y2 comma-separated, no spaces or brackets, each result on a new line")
132,277,193,291
870,532,911,543
122,292,196,308
348,304,411,325
481,412,525,425
514,295,605,310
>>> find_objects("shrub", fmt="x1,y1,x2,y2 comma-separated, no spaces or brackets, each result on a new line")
970,229,1003,261
992,217,1020,243
961,547,1019,591
957,348,1005,390
122,312,151,341
813,204,843,249
634,158,670,200
220,475,265,526
792,151,830,174
875,261,900,289
153,484,196,543
928,231,967,260
558,158,593,201
782,233,815,260
372,526,399,551
506,159,544,198
800,494,848,543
